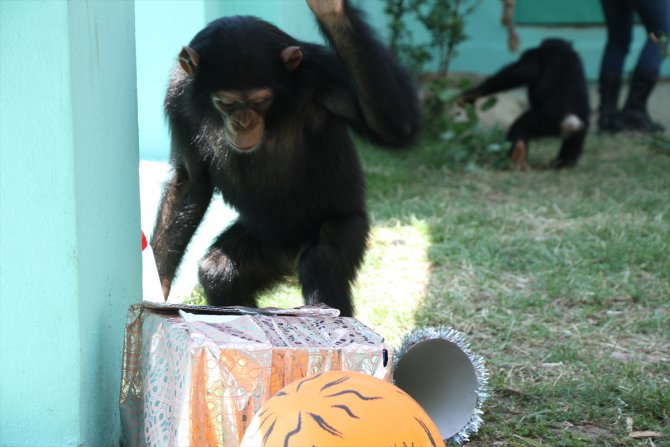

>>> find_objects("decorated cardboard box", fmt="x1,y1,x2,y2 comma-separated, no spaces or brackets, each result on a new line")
119,302,392,447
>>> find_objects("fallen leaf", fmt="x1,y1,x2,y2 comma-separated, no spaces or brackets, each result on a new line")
629,431,662,439
540,362,563,368
626,417,633,433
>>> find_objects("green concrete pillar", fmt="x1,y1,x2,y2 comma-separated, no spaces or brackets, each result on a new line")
0,1,140,445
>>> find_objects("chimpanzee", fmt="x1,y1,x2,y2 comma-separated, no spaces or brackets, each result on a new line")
151,0,420,316
459,38,590,170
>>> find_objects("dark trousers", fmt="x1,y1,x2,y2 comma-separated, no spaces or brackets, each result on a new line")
599,0,670,76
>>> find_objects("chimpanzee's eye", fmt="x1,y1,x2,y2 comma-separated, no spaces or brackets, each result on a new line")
249,89,273,105
219,97,236,105
212,95,238,112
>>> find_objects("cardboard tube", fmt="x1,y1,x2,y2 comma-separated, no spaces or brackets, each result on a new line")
394,328,488,444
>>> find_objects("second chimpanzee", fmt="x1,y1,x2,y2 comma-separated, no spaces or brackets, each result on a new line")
151,0,420,316
459,38,590,170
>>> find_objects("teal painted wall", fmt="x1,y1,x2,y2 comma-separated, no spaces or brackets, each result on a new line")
206,0,323,42
0,1,140,445
1,3,80,443
135,0,207,161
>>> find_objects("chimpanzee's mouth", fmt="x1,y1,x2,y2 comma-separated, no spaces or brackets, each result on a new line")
230,138,264,153
232,142,259,152
229,128,264,153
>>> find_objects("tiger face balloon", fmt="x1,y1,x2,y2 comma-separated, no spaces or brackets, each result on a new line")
241,370,443,447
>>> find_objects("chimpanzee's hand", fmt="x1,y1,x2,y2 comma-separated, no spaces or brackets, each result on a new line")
307,0,345,22
457,91,479,107
161,278,171,301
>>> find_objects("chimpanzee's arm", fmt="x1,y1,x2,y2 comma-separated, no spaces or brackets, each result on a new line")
307,0,421,147
151,153,212,299
460,49,539,103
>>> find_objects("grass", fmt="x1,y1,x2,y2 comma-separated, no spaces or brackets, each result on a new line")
192,131,670,446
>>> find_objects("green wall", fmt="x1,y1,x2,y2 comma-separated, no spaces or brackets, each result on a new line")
206,0,323,42
0,1,140,445
0,3,80,442
135,0,207,161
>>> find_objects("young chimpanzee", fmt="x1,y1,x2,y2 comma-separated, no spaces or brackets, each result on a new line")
151,0,420,316
459,38,590,170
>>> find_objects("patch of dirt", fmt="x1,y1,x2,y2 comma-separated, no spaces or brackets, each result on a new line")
549,422,617,443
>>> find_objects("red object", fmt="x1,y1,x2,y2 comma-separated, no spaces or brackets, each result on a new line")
142,231,148,251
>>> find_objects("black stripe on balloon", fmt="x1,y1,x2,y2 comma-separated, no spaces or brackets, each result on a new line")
283,411,302,447
308,413,342,437
331,404,360,419
325,390,382,401
319,375,350,392
259,413,274,428
296,373,322,392
415,416,438,447
261,418,276,447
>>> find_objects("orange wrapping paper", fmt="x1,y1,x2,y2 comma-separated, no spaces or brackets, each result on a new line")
119,303,392,447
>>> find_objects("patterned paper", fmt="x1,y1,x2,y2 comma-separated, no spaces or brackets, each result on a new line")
119,303,392,447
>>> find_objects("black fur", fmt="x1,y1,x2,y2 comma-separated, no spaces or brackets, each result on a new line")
461,38,590,169
151,4,420,316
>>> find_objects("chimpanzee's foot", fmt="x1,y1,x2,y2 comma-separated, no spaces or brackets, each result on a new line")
510,140,529,171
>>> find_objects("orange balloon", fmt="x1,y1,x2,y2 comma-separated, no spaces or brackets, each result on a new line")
241,370,443,447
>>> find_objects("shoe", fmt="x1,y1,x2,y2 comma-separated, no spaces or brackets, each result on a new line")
597,72,621,133
617,69,665,133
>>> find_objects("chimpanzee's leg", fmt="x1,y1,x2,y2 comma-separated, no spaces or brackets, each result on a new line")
510,140,530,171
507,112,536,171
507,109,556,171
298,212,369,317
551,128,587,169
199,221,294,307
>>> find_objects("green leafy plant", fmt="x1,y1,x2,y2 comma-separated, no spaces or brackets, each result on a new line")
383,0,506,169
384,0,480,77
417,75,508,169
410,0,480,77
384,0,431,74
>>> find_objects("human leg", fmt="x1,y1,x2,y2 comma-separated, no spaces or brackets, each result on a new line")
631,0,669,73
598,0,634,132
617,0,669,132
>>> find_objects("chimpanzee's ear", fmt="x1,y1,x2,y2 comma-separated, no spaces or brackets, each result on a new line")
179,46,200,76
281,46,303,72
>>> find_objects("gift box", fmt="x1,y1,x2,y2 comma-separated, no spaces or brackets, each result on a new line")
119,302,392,447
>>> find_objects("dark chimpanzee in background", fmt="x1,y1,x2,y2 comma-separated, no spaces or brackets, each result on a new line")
151,0,420,316
459,38,590,170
